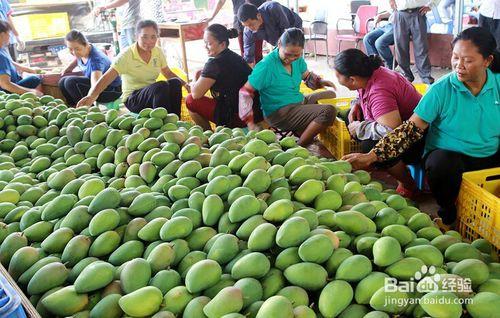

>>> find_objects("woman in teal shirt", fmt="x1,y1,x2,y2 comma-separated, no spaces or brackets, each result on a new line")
345,27,500,229
243,28,337,146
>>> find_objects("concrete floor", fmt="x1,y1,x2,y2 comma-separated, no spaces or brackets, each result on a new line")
166,39,446,216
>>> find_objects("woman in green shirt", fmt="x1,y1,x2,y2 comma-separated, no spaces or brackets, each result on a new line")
242,28,337,146
344,27,500,229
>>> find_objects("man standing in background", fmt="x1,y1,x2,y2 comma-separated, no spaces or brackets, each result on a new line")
94,0,141,49
392,0,438,84
478,0,500,49
237,1,302,65
204,0,266,63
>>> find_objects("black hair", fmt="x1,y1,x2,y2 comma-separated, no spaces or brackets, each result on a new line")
0,20,11,34
136,19,159,34
334,49,384,78
238,3,259,22
452,26,500,73
279,28,305,48
206,24,238,46
65,30,88,46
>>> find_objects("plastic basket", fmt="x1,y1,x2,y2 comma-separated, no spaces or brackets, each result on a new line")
316,97,361,159
456,167,500,249
413,83,429,95
318,97,353,120
0,273,27,318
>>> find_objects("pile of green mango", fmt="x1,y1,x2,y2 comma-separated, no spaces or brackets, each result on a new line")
0,91,499,318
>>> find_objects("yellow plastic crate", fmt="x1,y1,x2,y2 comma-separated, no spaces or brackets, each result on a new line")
13,13,70,41
456,167,500,249
317,97,361,159
413,83,429,95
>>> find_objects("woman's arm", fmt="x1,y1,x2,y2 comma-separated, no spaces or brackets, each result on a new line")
0,74,41,96
90,70,103,88
375,110,402,129
203,0,226,22
191,76,216,99
12,62,40,74
342,113,430,169
242,82,256,95
77,68,119,107
302,70,336,90
94,0,129,15
62,59,78,76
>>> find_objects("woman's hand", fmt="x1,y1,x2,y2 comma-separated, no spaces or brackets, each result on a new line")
342,151,378,170
320,79,337,90
77,96,96,108
348,101,362,123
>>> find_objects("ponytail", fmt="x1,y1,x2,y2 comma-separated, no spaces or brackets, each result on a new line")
206,24,236,47
334,48,383,78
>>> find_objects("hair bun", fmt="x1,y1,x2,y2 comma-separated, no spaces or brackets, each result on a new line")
227,28,239,39
367,55,384,70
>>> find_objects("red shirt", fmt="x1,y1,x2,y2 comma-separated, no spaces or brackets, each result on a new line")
357,67,421,122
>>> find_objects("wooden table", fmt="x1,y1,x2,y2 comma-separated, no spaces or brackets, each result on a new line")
158,21,207,82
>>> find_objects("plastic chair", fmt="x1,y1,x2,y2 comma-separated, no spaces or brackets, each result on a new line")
305,21,329,61
336,5,378,52
350,1,371,17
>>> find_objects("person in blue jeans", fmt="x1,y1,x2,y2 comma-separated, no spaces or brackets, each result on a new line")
363,11,395,69
59,30,122,107
0,21,41,95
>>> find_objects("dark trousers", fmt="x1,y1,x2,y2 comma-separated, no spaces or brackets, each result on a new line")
394,10,433,83
17,76,41,89
238,32,263,63
58,76,122,107
125,79,182,115
424,149,500,224
479,14,500,50
3,75,41,93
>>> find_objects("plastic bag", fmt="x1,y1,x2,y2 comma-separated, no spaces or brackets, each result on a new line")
238,87,254,123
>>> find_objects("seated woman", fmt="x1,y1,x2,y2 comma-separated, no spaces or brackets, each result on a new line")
187,24,253,130
77,20,188,115
242,28,337,146
334,48,423,197
59,30,122,107
344,27,500,229
0,21,41,95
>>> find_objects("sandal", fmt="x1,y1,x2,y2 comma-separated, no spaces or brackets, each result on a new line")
433,217,456,232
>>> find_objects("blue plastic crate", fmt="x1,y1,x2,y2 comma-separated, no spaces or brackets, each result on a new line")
0,273,27,318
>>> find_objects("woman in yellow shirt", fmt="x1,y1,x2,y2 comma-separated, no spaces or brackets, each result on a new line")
77,20,189,115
